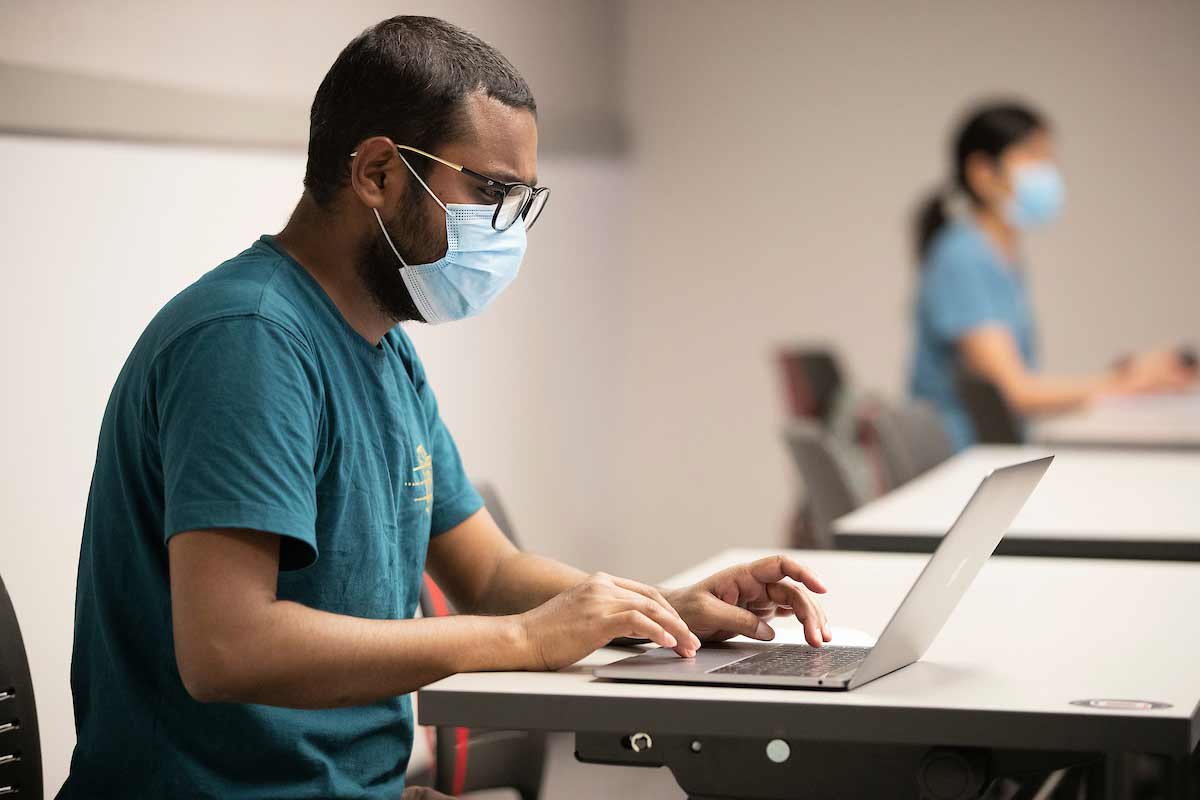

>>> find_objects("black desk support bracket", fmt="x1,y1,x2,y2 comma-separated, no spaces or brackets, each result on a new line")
576,731,1108,800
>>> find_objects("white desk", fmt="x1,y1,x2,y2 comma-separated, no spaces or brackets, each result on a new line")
1033,390,1200,450
833,445,1200,561
419,548,1200,799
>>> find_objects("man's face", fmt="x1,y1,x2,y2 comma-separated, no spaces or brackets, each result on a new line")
357,92,539,323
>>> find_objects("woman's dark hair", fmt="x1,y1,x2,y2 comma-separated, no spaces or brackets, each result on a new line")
913,101,1047,263
303,15,536,207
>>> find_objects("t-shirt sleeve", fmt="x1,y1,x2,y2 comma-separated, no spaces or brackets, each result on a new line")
150,316,322,570
924,252,1003,343
402,344,483,537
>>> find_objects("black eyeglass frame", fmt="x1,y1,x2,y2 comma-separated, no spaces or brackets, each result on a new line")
349,144,550,231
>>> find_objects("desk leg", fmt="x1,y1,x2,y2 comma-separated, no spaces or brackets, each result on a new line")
1082,753,1125,799
1104,752,1198,799
1168,752,1196,800
576,732,1093,800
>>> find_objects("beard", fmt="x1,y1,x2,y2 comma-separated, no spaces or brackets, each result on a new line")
355,191,447,324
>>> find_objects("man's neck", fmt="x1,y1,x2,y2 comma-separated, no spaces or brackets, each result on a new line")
273,195,397,346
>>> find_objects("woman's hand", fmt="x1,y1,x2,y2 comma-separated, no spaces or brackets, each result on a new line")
1113,349,1197,395
665,554,831,648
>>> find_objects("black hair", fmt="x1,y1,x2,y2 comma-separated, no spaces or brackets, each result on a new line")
303,15,536,207
913,101,1047,263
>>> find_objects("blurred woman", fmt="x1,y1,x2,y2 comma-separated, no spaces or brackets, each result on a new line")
909,101,1194,449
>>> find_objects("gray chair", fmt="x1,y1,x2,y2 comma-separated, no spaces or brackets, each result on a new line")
474,483,515,543
862,399,955,488
0,573,41,799
416,483,546,800
782,422,861,548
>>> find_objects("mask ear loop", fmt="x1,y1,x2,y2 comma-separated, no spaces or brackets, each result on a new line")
397,152,448,213
373,151,450,270
374,208,409,269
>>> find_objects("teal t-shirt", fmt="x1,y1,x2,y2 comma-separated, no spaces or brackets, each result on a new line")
908,220,1038,450
59,236,483,799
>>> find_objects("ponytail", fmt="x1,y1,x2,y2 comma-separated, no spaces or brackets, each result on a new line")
913,100,1049,267
914,188,949,264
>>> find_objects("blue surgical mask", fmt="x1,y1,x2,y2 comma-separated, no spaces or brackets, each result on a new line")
1005,162,1065,230
374,155,527,324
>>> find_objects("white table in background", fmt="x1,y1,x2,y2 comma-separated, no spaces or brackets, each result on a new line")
418,548,1200,799
1033,390,1200,450
833,444,1200,561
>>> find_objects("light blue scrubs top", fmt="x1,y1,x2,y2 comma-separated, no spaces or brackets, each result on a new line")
909,220,1038,450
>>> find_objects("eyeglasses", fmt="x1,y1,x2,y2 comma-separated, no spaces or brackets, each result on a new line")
349,144,550,232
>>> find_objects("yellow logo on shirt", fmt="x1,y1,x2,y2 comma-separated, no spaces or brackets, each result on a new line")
406,444,433,515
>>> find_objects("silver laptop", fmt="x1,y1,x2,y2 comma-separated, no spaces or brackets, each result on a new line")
595,456,1053,691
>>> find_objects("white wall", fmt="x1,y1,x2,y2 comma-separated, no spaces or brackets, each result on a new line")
0,0,626,151
613,0,1200,581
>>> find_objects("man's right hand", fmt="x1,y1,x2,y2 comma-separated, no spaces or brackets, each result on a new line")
516,573,701,671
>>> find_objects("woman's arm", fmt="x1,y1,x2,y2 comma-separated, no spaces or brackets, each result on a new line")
958,325,1117,414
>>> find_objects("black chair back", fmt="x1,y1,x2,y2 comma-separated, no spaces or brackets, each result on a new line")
778,348,845,427
956,373,1023,444
474,482,519,547
0,573,41,799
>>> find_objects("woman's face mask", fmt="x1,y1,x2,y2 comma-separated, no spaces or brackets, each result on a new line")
1004,161,1065,231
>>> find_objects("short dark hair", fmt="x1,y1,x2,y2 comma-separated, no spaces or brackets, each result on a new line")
303,15,537,206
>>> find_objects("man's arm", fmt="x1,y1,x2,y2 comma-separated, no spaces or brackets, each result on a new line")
425,507,588,615
425,513,831,651
169,528,531,708
169,527,693,708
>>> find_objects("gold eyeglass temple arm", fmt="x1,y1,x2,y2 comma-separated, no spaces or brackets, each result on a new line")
348,144,464,173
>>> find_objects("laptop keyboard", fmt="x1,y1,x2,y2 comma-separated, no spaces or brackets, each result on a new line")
709,645,872,677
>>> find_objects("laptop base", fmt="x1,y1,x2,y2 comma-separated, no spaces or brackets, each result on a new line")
594,642,860,690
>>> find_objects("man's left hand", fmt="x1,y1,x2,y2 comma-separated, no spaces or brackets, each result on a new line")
665,555,831,648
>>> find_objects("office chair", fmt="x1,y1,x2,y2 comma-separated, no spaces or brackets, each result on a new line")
0,572,41,799
956,373,1023,444
417,483,546,800
776,348,845,427
861,399,955,488
782,422,861,549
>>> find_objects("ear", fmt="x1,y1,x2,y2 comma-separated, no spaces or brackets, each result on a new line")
964,151,1005,206
348,136,401,210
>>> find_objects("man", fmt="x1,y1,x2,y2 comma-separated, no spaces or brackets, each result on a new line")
59,15,830,799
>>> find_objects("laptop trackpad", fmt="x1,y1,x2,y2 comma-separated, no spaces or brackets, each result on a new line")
597,641,775,677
